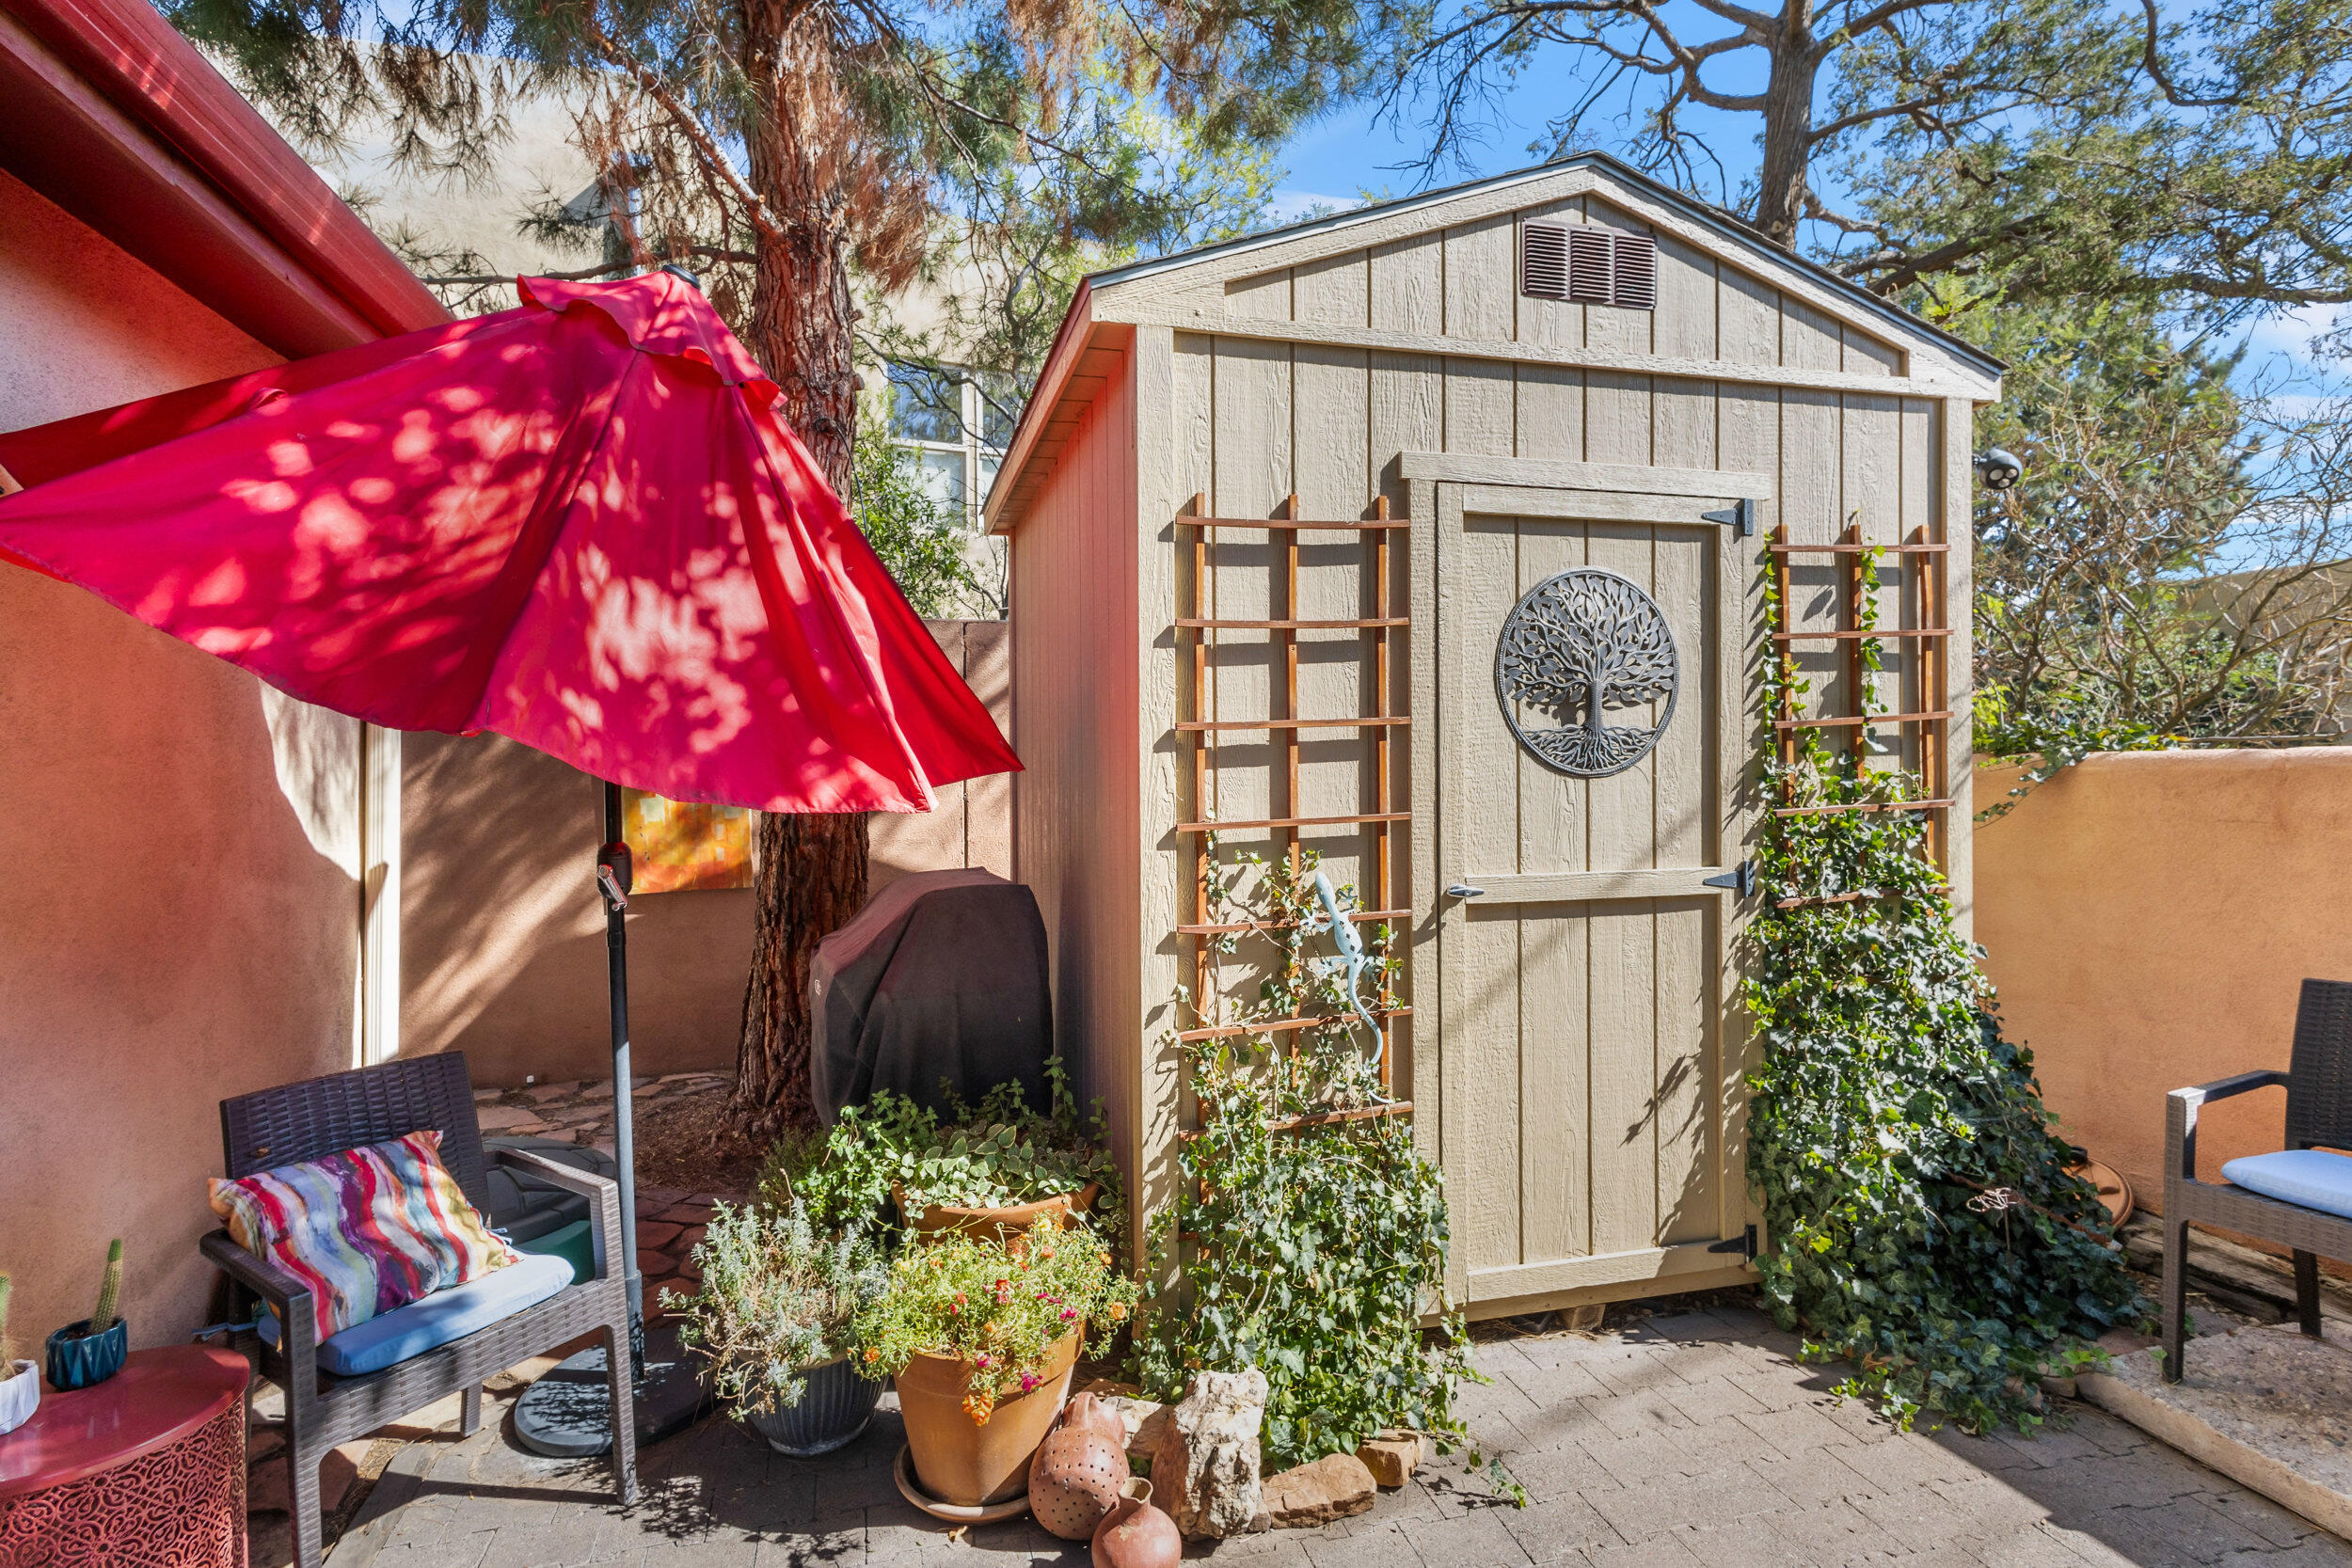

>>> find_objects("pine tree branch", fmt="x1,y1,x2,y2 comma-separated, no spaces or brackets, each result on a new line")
578,10,789,250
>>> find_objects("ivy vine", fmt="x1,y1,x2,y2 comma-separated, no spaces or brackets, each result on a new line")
1130,847,1518,1497
1747,545,2147,1433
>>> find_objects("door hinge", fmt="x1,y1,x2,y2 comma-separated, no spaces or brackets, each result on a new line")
1702,499,1756,536
1708,1225,1759,1260
1701,861,1756,898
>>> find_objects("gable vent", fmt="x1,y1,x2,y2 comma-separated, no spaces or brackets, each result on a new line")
1521,222,1569,299
1612,232,1657,309
1520,221,1657,310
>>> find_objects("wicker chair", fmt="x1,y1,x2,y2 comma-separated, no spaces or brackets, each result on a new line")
206,1053,638,1568
2164,977,2352,1382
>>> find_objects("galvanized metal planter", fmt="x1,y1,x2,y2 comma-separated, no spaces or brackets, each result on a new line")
741,1356,882,1457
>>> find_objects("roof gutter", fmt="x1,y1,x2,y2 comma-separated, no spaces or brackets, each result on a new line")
0,0,447,358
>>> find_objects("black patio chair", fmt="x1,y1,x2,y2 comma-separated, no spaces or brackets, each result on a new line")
2164,977,2352,1381
205,1053,638,1568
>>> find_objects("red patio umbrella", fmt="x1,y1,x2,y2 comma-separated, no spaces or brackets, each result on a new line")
0,267,1021,1446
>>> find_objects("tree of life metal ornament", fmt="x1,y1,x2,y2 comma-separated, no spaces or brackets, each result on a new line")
1493,568,1680,777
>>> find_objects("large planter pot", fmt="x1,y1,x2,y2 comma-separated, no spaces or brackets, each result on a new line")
897,1183,1103,1244
741,1355,883,1457
0,1361,38,1436
895,1327,1081,1507
45,1319,127,1391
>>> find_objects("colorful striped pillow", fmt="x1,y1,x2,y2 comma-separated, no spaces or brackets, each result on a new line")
208,1130,518,1343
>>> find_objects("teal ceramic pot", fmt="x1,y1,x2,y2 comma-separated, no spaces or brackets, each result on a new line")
45,1319,127,1390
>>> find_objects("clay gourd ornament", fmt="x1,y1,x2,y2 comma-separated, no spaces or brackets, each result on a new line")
1027,1392,1128,1541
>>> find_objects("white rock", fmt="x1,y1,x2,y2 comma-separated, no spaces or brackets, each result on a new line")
1147,1368,1269,1538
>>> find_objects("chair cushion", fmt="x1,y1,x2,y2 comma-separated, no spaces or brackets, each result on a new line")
2220,1149,2352,1221
516,1218,597,1285
262,1249,574,1376
210,1130,519,1342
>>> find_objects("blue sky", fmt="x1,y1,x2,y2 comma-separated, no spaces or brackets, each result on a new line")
1259,40,2345,392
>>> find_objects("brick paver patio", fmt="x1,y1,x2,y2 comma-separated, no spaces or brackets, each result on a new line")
326,1300,2352,1567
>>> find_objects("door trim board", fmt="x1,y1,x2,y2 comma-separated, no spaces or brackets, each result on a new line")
1467,1240,1741,1302
1399,451,1773,499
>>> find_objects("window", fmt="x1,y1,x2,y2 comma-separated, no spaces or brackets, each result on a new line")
883,360,1009,530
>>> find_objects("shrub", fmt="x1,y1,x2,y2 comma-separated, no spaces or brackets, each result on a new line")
668,1199,886,1418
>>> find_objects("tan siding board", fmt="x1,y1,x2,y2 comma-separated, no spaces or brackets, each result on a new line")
1370,233,1445,337
1444,214,1518,343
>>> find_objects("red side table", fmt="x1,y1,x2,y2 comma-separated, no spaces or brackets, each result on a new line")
0,1345,248,1567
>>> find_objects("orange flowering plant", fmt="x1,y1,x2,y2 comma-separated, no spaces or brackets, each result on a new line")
850,1214,1136,1422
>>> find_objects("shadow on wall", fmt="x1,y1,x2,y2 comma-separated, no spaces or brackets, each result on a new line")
402,620,1012,1089
1976,748,2352,1213
0,569,360,1355
400,729,753,1086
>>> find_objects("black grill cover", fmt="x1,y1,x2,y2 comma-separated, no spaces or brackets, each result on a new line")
809,868,1053,1124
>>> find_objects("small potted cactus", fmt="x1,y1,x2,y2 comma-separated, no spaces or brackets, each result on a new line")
0,1274,37,1434
45,1239,129,1390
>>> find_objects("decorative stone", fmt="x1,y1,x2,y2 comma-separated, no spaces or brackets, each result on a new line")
1073,1378,1169,1459
636,1221,683,1252
1146,1368,1268,1538
1355,1430,1427,1488
1263,1452,1376,1528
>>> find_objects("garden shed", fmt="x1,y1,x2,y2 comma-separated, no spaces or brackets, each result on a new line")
984,152,2003,1319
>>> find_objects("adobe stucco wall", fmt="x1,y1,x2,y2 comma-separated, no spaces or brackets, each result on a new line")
401,619,1011,1086
0,170,364,1360
1976,748,2352,1212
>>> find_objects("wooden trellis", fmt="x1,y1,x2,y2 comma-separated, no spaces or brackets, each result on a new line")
1171,493,1414,1125
1767,520,1956,873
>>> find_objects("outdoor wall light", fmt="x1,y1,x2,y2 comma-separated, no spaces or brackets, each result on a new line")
1975,447,2024,490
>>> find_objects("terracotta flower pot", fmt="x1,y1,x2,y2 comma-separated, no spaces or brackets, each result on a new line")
894,1327,1081,1507
897,1183,1103,1244
1093,1476,1182,1568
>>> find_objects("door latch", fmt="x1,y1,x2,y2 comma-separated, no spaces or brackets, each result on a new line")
1702,499,1756,536
1708,1225,1759,1259
1445,882,1487,899
1701,860,1756,898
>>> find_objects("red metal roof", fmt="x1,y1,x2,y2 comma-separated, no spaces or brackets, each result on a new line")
0,0,448,356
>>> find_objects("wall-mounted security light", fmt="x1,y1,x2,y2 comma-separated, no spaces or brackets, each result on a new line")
1974,448,2024,491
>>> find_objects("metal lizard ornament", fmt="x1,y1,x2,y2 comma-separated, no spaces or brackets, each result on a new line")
1311,869,1391,1092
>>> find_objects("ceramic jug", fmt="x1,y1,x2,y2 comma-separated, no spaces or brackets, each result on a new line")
1092,1476,1182,1568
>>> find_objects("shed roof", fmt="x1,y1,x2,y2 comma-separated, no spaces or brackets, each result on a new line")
986,151,2001,533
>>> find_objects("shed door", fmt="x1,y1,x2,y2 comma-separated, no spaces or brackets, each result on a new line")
1419,477,1759,1314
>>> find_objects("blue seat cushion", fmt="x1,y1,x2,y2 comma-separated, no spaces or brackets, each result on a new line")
2220,1149,2352,1222
262,1250,575,1376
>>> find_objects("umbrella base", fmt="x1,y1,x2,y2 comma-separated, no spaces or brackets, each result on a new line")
512,1318,708,1454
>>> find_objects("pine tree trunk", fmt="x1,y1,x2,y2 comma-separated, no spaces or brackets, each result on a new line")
730,17,869,1139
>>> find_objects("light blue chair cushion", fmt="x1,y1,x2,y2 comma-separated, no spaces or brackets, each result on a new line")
2220,1149,2352,1222
262,1250,575,1376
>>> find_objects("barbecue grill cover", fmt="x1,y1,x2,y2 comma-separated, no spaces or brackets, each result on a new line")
809,868,1053,1124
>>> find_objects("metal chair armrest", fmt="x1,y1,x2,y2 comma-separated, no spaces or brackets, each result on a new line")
486,1147,626,1282
2168,1069,2291,1186
200,1228,318,1359
2171,1069,2290,1110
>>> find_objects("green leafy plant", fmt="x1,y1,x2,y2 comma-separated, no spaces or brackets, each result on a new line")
1748,550,2146,1433
87,1241,123,1337
667,1200,887,1418
852,1214,1136,1423
757,1065,1123,1248
1131,848,1517,1498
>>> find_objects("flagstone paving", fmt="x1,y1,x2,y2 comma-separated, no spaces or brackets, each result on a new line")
324,1299,2352,1567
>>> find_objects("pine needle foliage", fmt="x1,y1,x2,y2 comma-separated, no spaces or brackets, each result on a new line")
1747,556,2146,1434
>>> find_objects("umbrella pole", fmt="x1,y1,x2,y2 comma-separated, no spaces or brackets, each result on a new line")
597,780,646,1382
